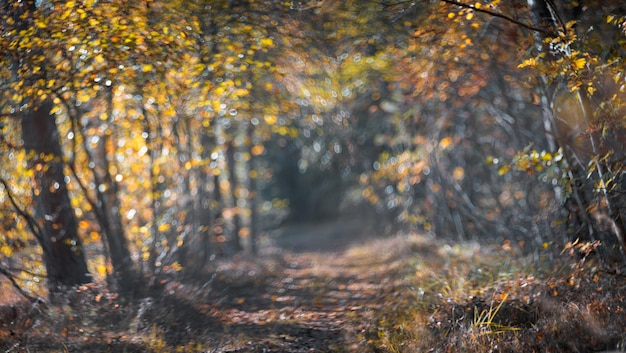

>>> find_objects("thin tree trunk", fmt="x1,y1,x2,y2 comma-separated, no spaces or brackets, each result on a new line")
226,138,242,252
141,102,162,276
247,122,259,255
526,0,626,261
178,128,215,273
95,87,137,291
78,87,138,292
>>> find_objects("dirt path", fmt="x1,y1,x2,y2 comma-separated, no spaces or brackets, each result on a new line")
161,218,422,352
1,217,426,352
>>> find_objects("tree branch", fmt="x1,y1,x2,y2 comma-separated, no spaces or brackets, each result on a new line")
0,265,38,303
0,178,44,243
439,0,551,35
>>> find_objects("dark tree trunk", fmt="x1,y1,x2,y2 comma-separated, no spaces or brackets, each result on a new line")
22,100,91,295
6,0,90,297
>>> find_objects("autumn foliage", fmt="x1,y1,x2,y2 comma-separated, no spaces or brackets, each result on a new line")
0,0,626,351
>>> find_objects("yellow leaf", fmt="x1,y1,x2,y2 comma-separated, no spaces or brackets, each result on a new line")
61,8,72,20
169,262,183,271
142,64,153,72
251,145,265,156
158,223,171,232
572,57,586,70
587,85,596,96
498,165,510,175
0,245,13,257
448,12,455,19
264,114,277,125
453,167,465,180
259,37,273,47
540,152,552,161
607,15,614,24
97,265,107,276
518,58,536,69
78,220,90,229
439,136,453,149
77,91,91,103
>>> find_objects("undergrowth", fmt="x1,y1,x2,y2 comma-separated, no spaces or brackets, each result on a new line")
371,238,626,353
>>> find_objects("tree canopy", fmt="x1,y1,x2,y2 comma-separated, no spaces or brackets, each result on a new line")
0,0,625,298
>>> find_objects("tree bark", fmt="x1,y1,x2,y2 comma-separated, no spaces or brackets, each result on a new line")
22,100,91,295
5,0,91,297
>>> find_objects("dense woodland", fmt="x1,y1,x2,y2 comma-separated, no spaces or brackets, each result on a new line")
1,0,626,352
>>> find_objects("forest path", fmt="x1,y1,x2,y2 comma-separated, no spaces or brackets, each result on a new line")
1,217,437,353
173,217,435,352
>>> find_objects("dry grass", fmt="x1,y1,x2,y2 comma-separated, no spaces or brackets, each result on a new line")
370,235,626,353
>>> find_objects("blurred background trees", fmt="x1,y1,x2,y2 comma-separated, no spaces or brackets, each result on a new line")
0,0,624,298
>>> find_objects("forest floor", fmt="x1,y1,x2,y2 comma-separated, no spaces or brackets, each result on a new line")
1,216,626,352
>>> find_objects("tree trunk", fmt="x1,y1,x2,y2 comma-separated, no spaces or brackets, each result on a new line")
178,128,215,273
4,0,90,299
22,100,91,295
80,87,138,292
226,138,242,252
247,123,259,255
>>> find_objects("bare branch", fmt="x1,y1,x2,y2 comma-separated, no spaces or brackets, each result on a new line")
0,265,38,303
545,0,567,33
0,178,43,243
439,0,551,35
